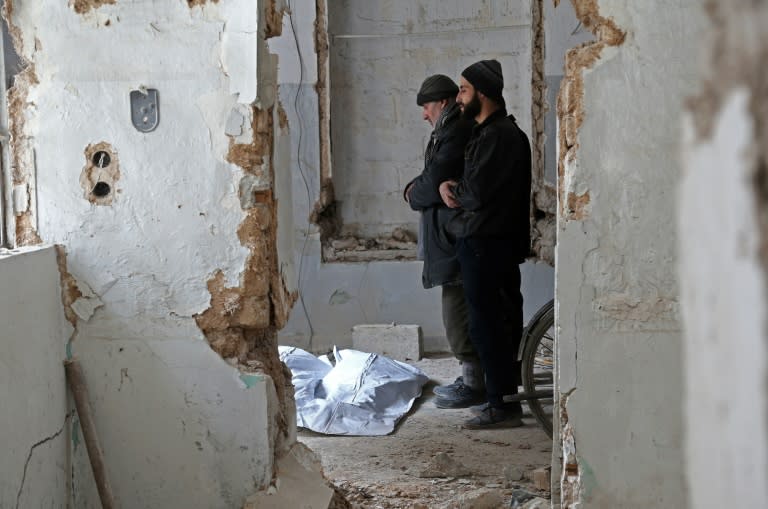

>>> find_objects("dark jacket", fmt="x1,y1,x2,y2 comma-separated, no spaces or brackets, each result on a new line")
405,102,472,288
449,109,531,262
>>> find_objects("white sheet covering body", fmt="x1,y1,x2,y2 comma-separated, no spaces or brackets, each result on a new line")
279,346,429,436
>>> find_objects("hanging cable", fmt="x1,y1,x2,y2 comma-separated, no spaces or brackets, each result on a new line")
286,0,315,350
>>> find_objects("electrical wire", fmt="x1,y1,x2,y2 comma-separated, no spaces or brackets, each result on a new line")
286,0,315,350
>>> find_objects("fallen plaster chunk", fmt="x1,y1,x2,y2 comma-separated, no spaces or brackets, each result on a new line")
352,323,423,362
70,279,104,321
242,444,333,509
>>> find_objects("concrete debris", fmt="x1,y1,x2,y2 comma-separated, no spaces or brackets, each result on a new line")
509,488,539,508
416,452,471,478
331,237,358,250
503,465,526,486
519,496,550,509
441,487,503,509
391,226,417,243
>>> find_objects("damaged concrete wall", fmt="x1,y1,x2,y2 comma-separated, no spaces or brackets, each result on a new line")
555,1,706,507
1,0,309,507
531,0,593,265
680,2,768,507
275,0,554,354
0,246,69,508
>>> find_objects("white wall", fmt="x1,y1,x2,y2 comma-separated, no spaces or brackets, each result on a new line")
0,246,69,508
555,1,707,506
5,1,288,507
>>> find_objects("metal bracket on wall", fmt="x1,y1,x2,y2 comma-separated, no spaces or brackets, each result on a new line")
130,88,159,133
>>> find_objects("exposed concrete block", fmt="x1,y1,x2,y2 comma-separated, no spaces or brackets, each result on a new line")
532,466,551,491
352,324,423,362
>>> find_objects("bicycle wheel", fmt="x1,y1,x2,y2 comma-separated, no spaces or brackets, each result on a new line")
521,299,554,438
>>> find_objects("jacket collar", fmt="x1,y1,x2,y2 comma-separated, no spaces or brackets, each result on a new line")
436,101,461,131
473,107,508,132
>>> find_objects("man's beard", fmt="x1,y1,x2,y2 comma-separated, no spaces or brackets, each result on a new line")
461,94,481,120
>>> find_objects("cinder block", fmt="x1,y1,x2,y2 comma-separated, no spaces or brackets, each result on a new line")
351,324,423,362
532,466,551,491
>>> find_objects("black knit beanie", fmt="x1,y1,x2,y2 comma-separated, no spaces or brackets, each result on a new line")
417,74,459,106
461,59,504,102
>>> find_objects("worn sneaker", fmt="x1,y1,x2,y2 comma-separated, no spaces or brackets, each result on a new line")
434,383,486,409
433,376,464,397
469,401,490,415
462,405,524,429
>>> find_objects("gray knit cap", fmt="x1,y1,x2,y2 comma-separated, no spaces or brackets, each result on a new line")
461,59,504,102
417,74,459,106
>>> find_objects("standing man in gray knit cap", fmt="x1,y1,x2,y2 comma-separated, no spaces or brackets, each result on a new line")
439,60,532,428
404,74,486,409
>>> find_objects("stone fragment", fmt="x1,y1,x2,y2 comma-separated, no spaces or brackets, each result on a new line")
442,488,502,509
503,465,526,486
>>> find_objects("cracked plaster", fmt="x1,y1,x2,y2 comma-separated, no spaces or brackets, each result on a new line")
2,1,304,506
555,0,706,507
0,247,69,508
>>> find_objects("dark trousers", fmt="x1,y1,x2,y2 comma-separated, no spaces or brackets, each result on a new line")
456,236,523,407
441,283,478,363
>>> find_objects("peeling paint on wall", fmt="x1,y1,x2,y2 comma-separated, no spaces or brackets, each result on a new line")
264,0,286,39
277,100,289,131
70,0,115,15
197,100,297,446
55,245,104,328
557,0,625,222
311,0,340,251
6,64,40,246
560,391,582,508
55,246,80,327
530,0,553,265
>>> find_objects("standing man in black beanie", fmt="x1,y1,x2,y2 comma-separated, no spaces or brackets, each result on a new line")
438,60,532,428
404,74,485,409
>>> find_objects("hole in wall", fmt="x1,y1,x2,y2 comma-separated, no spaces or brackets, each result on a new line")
92,151,111,168
91,182,111,197
81,142,119,205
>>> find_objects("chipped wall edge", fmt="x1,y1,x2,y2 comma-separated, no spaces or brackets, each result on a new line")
557,0,625,223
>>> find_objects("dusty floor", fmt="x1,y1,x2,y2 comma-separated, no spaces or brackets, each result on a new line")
299,355,553,508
